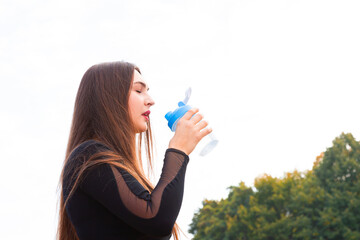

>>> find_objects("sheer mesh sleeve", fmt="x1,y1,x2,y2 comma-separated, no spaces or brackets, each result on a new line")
79,148,189,237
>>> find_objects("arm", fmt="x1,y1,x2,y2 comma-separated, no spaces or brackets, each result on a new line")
79,148,189,237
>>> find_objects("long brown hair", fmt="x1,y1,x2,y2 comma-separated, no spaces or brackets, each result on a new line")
57,61,180,239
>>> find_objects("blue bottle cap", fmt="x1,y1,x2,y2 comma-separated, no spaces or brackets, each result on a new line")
165,101,192,132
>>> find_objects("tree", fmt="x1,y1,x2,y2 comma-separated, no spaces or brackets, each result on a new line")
189,133,360,239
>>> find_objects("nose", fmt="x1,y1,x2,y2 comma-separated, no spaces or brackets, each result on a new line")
145,95,155,107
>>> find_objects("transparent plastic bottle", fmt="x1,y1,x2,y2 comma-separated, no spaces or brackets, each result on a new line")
165,88,218,156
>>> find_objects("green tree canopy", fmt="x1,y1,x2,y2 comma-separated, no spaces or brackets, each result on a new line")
189,133,360,240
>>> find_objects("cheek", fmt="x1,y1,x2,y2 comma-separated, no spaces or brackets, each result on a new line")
129,93,137,108
128,94,141,115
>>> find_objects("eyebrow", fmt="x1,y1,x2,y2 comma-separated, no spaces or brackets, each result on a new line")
134,81,149,91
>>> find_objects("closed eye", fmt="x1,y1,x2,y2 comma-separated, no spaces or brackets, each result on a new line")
134,82,149,91
136,90,142,93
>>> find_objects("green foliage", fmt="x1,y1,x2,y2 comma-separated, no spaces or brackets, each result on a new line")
189,133,360,239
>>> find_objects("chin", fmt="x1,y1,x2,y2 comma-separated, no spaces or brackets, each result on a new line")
136,125,147,133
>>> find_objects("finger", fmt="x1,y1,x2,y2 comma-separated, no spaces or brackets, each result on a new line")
182,108,199,121
190,113,204,125
195,119,208,131
199,127,213,139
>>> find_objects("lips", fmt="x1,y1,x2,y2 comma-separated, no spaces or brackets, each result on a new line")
142,110,151,121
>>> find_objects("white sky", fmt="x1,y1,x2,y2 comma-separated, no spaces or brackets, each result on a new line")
1,0,359,239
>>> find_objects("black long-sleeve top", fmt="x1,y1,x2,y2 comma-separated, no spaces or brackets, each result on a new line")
63,140,189,240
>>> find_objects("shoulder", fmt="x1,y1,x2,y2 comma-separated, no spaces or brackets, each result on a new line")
69,140,111,161
63,140,112,188
65,140,112,174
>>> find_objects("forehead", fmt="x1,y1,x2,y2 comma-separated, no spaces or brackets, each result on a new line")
133,70,149,89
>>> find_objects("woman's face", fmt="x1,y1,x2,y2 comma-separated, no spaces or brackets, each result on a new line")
128,70,155,133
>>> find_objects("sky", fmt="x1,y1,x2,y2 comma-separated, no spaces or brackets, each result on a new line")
1,0,359,239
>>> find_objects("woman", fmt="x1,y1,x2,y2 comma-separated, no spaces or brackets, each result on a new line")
57,61,211,240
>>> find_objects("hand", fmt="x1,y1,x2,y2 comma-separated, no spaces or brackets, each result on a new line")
168,108,212,155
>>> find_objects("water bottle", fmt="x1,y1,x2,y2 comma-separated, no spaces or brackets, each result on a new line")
165,88,218,156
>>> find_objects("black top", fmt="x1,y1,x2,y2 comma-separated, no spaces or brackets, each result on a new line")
63,140,190,240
